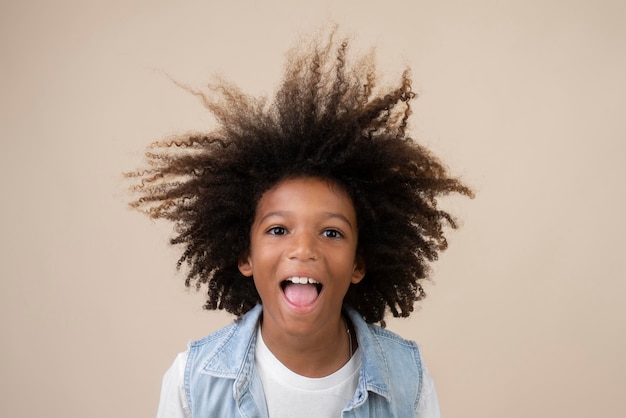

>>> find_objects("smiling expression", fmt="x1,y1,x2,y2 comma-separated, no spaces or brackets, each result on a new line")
238,177,365,339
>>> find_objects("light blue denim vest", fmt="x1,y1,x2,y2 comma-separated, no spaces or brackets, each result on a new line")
184,305,425,417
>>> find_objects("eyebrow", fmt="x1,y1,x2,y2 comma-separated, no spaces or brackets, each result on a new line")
258,211,354,230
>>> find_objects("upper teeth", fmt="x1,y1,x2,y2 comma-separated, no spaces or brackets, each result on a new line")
287,277,319,285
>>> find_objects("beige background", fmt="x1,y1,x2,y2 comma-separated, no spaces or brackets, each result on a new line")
2,0,625,417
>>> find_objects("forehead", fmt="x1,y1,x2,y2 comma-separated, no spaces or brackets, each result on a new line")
255,177,356,221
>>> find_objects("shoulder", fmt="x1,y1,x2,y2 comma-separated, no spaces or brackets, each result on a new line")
366,323,424,366
348,308,422,362
189,320,239,350
365,325,441,417
367,323,420,348
189,304,262,349
362,321,425,382
346,307,437,415
187,305,262,377
158,306,262,416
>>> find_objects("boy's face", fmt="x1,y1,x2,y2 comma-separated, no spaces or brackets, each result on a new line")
239,177,365,339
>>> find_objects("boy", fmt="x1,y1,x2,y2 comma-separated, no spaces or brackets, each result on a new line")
129,32,472,417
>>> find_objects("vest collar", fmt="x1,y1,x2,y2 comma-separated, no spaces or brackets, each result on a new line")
198,304,391,400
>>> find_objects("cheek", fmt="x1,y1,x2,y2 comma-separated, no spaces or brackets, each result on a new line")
331,252,358,274
248,246,280,277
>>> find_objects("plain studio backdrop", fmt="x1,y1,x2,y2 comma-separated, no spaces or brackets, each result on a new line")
1,1,624,417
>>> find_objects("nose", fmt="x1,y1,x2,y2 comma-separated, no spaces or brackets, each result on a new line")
287,231,318,261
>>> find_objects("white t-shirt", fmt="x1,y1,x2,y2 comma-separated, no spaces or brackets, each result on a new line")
255,327,361,418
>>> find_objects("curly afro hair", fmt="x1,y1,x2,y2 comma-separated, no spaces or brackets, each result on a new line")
127,32,473,325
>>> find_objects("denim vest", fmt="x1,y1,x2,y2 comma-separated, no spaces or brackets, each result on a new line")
184,305,425,417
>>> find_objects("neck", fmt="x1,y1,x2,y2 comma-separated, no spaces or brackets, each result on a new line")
260,315,354,378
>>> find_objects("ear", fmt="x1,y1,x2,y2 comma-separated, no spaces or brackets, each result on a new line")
238,254,253,277
351,256,365,284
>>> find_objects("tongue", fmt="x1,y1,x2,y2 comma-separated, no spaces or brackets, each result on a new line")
283,283,318,306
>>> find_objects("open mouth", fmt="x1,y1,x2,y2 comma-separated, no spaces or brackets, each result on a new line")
280,277,322,306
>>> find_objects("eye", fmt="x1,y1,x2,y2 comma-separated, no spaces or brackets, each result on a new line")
322,229,343,239
267,226,287,236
